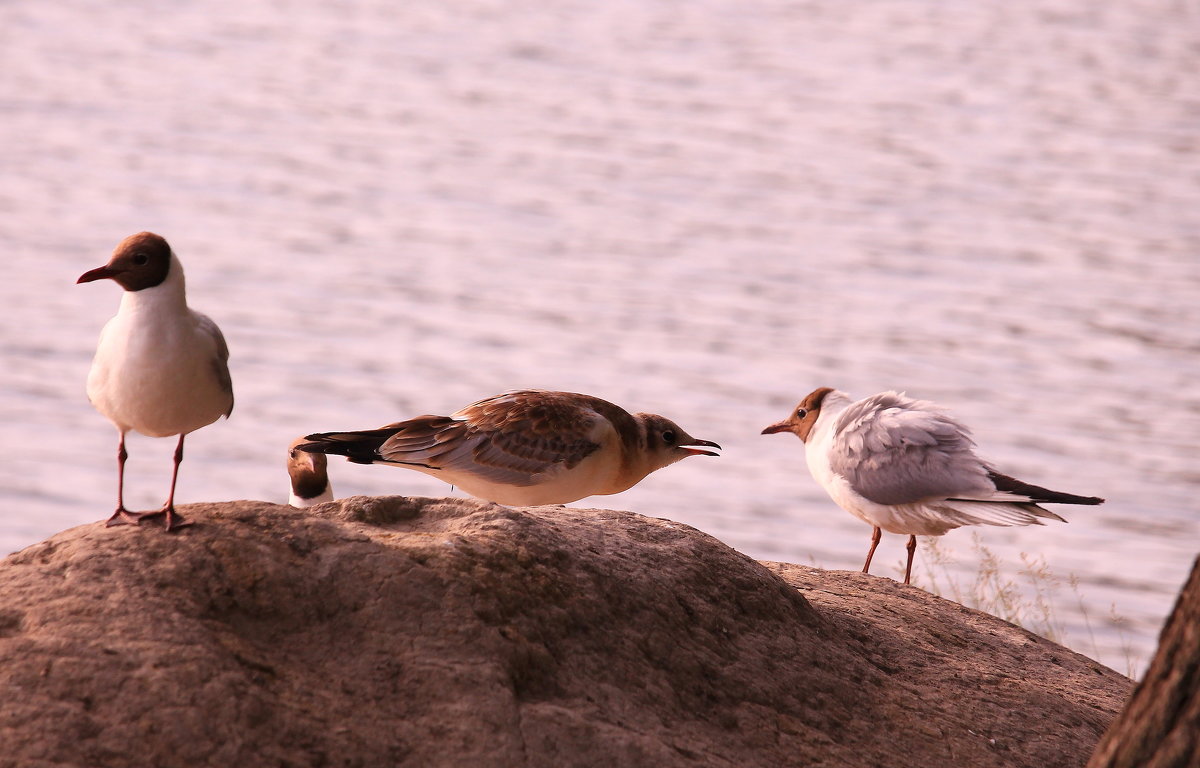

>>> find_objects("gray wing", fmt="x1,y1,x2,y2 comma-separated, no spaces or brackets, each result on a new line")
827,392,991,505
193,310,234,417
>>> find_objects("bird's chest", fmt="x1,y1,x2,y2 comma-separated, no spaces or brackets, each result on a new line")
447,432,627,506
806,431,879,524
94,316,200,384
804,430,840,495
87,316,216,436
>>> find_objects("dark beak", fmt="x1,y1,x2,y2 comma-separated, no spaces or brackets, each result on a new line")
77,265,117,284
761,421,791,435
681,438,721,457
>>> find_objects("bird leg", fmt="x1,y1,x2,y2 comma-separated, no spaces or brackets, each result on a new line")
104,433,143,527
862,526,882,574
903,535,917,585
136,434,193,532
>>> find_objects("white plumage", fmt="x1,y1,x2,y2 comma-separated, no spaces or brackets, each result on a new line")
79,232,233,530
764,387,1103,584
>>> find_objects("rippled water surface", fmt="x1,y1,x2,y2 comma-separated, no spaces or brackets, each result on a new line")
3,0,1198,674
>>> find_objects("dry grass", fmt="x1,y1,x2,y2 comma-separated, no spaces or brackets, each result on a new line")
908,534,1140,677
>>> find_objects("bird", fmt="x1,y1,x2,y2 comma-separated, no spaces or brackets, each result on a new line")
297,389,720,506
287,437,333,507
78,231,234,531
762,387,1103,585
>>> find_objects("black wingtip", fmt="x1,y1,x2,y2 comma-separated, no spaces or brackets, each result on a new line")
295,428,398,464
989,470,1105,506
1048,493,1104,506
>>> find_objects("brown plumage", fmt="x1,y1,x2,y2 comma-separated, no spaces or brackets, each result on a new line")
299,390,720,506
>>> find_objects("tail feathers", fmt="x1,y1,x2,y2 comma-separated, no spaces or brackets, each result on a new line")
932,499,1065,530
299,425,405,466
986,470,1104,506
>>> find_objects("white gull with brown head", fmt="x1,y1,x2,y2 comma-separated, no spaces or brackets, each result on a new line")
762,387,1103,584
78,232,234,531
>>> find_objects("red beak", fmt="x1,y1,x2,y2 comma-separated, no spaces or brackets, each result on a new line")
761,422,791,435
77,265,117,284
681,438,721,457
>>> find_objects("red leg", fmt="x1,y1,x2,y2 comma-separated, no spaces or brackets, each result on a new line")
862,526,882,574
904,534,917,585
104,433,142,527
138,434,193,532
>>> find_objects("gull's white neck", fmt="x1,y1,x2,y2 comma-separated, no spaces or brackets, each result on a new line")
290,484,334,508
117,254,188,317
805,390,853,478
811,391,852,440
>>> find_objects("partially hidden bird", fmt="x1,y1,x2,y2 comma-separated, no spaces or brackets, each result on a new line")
297,389,720,506
762,387,1103,584
287,436,333,507
78,232,234,531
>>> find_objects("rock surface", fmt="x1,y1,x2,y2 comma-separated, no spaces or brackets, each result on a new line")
0,497,1131,768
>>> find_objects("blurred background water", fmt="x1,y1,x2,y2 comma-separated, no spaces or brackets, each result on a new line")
2,0,1197,675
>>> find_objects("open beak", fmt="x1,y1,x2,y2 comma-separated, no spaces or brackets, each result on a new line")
681,438,721,457
761,421,791,435
77,265,118,284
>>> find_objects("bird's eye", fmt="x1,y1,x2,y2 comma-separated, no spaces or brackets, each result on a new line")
796,407,808,419
132,252,149,266
662,429,676,445
289,449,297,459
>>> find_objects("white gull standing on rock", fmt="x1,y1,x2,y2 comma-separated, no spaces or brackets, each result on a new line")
78,232,234,531
297,390,720,506
762,387,1103,584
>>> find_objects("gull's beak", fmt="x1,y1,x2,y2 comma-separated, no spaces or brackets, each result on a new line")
76,264,118,284
305,451,328,474
681,438,721,457
761,421,791,435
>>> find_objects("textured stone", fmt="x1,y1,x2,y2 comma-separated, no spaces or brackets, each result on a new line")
0,497,1131,767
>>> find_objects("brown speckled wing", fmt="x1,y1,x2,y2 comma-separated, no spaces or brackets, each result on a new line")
378,391,625,486
376,416,463,463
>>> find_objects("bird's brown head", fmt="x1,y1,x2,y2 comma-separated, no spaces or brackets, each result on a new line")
636,413,721,471
761,387,835,443
288,437,330,499
77,232,173,292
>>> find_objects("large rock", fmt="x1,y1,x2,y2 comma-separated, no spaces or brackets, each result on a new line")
0,497,1130,767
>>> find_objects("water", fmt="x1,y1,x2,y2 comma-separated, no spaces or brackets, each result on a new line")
2,0,1198,676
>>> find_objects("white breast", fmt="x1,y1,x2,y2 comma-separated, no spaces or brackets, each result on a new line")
87,276,231,438
805,407,961,536
289,485,334,508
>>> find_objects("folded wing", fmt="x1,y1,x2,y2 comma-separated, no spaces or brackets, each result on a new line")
828,392,992,506
828,392,1102,528
302,390,608,488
